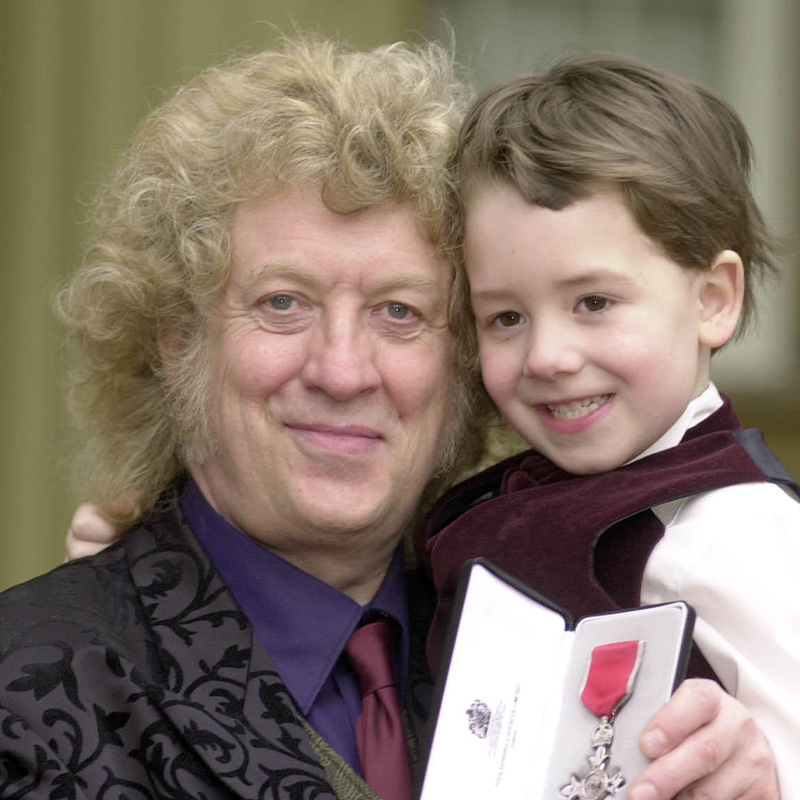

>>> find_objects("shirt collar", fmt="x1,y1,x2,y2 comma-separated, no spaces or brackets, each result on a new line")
628,383,723,464
180,477,409,714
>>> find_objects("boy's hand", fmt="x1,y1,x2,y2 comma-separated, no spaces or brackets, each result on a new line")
65,502,124,561
628,679,778,799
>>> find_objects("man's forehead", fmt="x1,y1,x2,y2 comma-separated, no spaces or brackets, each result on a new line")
232,185,432,240
228,188,451,290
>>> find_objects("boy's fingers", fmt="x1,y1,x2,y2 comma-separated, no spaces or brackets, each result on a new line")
630,723,776,800
628,680,778,800
630,740,772,800
639,679,722,758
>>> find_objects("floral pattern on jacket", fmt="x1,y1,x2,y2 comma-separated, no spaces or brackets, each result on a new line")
0,506,392,799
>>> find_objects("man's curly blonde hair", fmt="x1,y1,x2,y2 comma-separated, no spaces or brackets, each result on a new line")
57,36,487,525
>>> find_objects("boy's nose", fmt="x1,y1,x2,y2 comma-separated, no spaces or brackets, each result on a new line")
521,323,583,381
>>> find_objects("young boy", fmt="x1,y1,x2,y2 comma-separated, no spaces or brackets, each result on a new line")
421,52,800,793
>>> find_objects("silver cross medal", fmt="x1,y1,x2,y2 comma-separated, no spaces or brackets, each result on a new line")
559,640,645,800
560,716,625,800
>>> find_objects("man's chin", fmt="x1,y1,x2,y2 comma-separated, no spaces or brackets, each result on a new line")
300,498,400,536
294,481,419,537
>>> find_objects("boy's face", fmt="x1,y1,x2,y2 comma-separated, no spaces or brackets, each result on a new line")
465,183,739,474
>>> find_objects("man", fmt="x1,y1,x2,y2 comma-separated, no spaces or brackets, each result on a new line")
2,37,778,799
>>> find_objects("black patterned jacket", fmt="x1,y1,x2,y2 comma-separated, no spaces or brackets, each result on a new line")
0,506,435,799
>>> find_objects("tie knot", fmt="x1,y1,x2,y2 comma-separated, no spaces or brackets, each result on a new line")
345,619,396,696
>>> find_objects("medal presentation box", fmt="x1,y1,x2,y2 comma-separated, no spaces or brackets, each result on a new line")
417,559,694,800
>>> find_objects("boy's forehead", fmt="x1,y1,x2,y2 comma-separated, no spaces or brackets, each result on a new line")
465,179,681,263
463,181,687,286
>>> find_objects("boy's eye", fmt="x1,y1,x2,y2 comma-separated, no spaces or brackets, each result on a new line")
492,311,523,328
577,295,610,313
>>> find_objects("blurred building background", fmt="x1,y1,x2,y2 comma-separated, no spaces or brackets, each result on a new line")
1,0,798,591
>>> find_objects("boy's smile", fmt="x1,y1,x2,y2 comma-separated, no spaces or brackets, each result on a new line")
465,183,740,474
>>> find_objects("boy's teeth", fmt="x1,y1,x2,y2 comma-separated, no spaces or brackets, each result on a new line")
547,395,609,420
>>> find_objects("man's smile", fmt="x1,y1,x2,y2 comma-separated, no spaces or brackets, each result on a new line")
286,423,384,457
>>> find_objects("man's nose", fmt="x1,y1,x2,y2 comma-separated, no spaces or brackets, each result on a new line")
521,320,583,381
301,316,381,400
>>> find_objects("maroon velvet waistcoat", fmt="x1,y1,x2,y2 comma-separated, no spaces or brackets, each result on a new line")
421,397,798,680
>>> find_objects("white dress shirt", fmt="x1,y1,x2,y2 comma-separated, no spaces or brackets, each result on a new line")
637,384,800,795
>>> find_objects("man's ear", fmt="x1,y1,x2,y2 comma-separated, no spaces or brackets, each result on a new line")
697,249,744,349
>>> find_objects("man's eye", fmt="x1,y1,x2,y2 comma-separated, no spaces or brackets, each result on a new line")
492,311,523,328
578,295,610,313
384,302,415,321
266,294,294,311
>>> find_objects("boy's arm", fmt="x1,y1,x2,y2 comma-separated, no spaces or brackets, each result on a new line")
641,483,799,796
629,679,778,800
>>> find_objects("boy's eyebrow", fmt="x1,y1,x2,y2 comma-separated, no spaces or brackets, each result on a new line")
556,267,638,289
470,267,637,300
469,286,515,302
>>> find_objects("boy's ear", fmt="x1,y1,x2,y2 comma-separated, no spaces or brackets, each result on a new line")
697,249,744,349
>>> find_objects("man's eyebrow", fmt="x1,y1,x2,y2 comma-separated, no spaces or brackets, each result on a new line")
239,262,319,290
369,274,446,294
241,263,444,294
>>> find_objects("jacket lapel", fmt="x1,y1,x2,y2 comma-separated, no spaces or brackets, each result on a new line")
125,506,337,798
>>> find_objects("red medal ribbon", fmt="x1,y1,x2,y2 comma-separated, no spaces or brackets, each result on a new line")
580,640,645,718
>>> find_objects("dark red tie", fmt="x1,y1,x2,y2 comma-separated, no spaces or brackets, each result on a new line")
345,619,413,800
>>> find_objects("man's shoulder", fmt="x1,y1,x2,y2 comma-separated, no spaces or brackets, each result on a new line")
2,532,126,603
0,537,142,659
0,507,188,660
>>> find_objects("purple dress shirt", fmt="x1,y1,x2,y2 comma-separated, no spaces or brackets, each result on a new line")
180,478,409,774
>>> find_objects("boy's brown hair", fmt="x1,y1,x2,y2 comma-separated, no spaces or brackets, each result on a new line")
456,51,780,339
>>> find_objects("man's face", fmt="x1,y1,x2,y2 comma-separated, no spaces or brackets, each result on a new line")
189,186,455,565
465,183,713,475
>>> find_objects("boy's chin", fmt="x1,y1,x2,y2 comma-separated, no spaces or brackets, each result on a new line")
543,448,633,475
